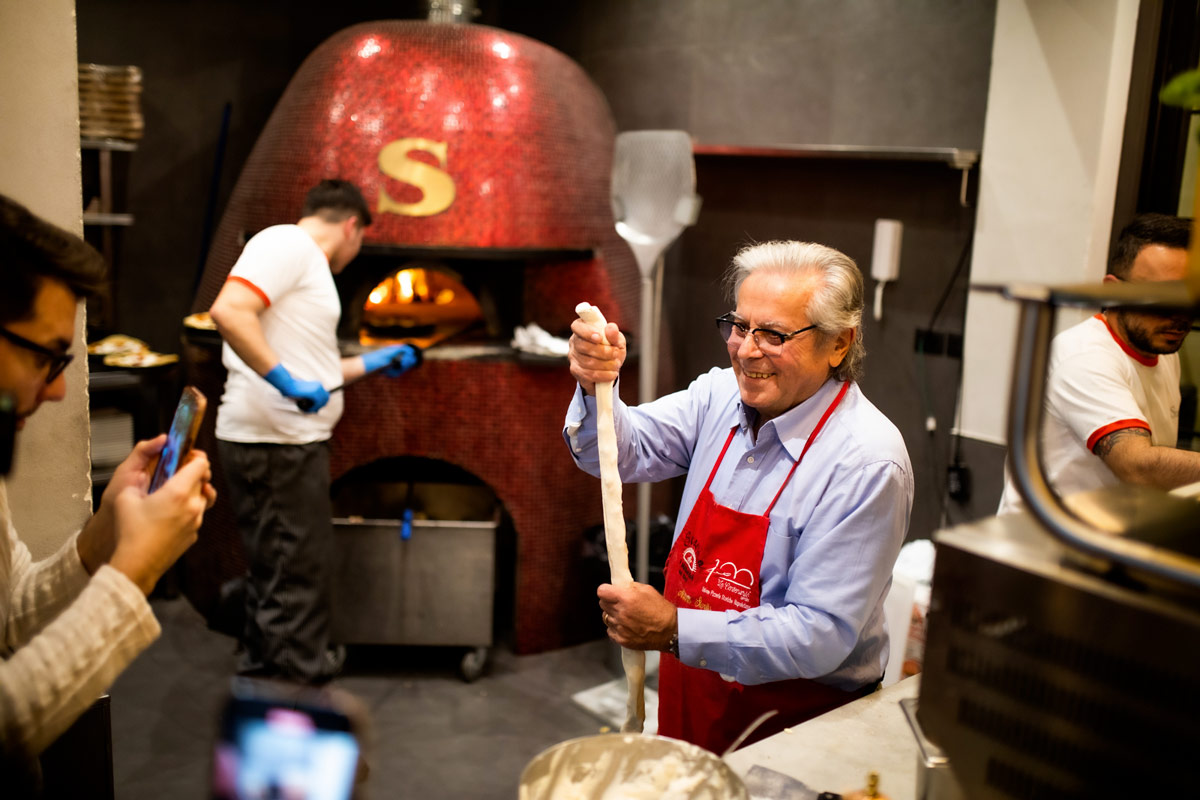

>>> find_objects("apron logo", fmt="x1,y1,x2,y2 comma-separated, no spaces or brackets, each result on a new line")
676,531,702,583
705,559,754,590
701,558,754,610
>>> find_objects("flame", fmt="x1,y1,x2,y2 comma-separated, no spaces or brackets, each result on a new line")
361,266,481,346
365,268,452,308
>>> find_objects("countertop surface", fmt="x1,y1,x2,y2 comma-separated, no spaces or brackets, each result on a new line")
726,676,921,800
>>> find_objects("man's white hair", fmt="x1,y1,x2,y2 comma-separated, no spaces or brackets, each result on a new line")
723,240,865,382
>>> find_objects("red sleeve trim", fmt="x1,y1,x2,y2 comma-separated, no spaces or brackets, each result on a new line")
1094,313,1157,367
1087,418,1151,451
226,276,271,308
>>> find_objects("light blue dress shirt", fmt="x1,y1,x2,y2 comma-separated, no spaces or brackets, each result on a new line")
564,368,913,689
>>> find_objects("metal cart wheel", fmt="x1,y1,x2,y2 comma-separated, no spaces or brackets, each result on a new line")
460,646,488,682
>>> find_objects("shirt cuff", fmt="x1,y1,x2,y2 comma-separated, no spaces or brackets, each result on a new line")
677,606,731,673
564,385,597,455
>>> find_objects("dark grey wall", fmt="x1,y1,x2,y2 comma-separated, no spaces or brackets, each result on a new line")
77,0,1002,539
504,0,996,148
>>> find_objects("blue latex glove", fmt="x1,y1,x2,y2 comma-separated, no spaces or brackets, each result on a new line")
264,364,329,413
362,344,422,378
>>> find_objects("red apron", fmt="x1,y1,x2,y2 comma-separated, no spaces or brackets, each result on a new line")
658,381,866,753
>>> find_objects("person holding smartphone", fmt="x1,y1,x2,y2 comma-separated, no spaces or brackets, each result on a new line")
209,179,414,685
0,194,216,781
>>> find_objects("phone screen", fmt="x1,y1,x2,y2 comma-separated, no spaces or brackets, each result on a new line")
211,692,359,800
149,386,206,493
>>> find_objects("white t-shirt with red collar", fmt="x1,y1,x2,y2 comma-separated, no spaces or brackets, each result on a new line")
215,224,345,445
998,313,1181,515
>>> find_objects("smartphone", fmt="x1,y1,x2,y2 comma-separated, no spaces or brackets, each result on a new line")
210,678,361,800
148,385,206,493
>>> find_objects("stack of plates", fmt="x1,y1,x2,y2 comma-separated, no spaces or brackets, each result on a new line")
78,63,143,141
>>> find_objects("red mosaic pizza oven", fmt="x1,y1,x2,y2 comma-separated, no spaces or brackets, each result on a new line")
184,14,644,654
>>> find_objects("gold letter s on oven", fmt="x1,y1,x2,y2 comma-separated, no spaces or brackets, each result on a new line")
377,138,456,217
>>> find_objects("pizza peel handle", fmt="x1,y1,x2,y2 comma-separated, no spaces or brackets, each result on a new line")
575,302,646,733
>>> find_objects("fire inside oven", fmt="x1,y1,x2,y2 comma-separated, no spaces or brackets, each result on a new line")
335,248,526,349
360,265,483,346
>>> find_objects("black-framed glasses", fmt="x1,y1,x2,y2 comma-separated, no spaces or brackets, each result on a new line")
715,314,817,351
0,327,74,383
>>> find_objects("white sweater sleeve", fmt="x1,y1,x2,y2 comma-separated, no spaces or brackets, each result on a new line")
1,485,161,756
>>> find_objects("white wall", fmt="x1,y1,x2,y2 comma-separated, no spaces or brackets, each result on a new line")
0,1,93,557
959,0,1141,445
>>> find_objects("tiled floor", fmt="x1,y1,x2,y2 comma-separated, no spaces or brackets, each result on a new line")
108,596,625,798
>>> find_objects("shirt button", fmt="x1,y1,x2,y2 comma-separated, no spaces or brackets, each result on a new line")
747,456,755,464
699,658,708,667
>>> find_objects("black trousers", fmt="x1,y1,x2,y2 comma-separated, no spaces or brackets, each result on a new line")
218,439,335,684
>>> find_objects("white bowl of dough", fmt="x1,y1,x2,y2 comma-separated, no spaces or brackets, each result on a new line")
518,733,748,800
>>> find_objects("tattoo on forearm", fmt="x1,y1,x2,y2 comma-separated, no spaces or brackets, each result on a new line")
1093,427,1150,458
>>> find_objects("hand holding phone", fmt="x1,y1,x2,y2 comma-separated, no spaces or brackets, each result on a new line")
149,386,207,493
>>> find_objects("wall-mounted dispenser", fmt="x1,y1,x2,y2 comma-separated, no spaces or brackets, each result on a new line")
871,218,903,322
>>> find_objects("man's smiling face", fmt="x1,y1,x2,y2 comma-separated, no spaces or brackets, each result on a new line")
727,270,849,424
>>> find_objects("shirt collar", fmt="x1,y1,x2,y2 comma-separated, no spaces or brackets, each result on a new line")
1094,313,1158,367
739,377,845,457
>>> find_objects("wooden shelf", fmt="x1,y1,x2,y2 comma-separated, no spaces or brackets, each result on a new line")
83,211,134,226
81,137,138,152
692,142,979,206
692,142,979,168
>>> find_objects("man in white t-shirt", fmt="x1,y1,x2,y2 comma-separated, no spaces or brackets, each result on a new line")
998,213,1199,515
210,180,417,684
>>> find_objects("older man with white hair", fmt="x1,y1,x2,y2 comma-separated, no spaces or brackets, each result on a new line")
564,240,913,753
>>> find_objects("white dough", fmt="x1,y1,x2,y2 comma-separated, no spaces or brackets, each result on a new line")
519,734,740,800
575,302,646,734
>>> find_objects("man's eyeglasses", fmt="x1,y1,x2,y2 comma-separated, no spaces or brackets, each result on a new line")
0,327,74,383
715,314,817,352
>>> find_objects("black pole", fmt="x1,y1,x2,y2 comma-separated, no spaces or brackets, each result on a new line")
194,101,232,295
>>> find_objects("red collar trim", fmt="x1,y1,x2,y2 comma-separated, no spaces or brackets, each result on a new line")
1094,313,1157,367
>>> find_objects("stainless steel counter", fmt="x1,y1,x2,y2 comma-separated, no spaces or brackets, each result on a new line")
725,676,921,800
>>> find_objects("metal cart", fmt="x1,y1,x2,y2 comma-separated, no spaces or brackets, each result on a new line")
330,515,496,681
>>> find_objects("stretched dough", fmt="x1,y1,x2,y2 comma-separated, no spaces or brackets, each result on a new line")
575,302,646,734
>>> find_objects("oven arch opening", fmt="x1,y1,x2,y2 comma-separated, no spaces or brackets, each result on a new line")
329,456,517,658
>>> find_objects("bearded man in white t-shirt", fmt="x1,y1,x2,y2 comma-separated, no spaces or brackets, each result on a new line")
210,180,415,684
998,213,1199,515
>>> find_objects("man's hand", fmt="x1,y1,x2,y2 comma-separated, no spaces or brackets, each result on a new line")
78,435,215,574
598,582,677,651
568,319,627,396
362,344,422,377
264,364,329,413
78,435,165,573
107,452,212,596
